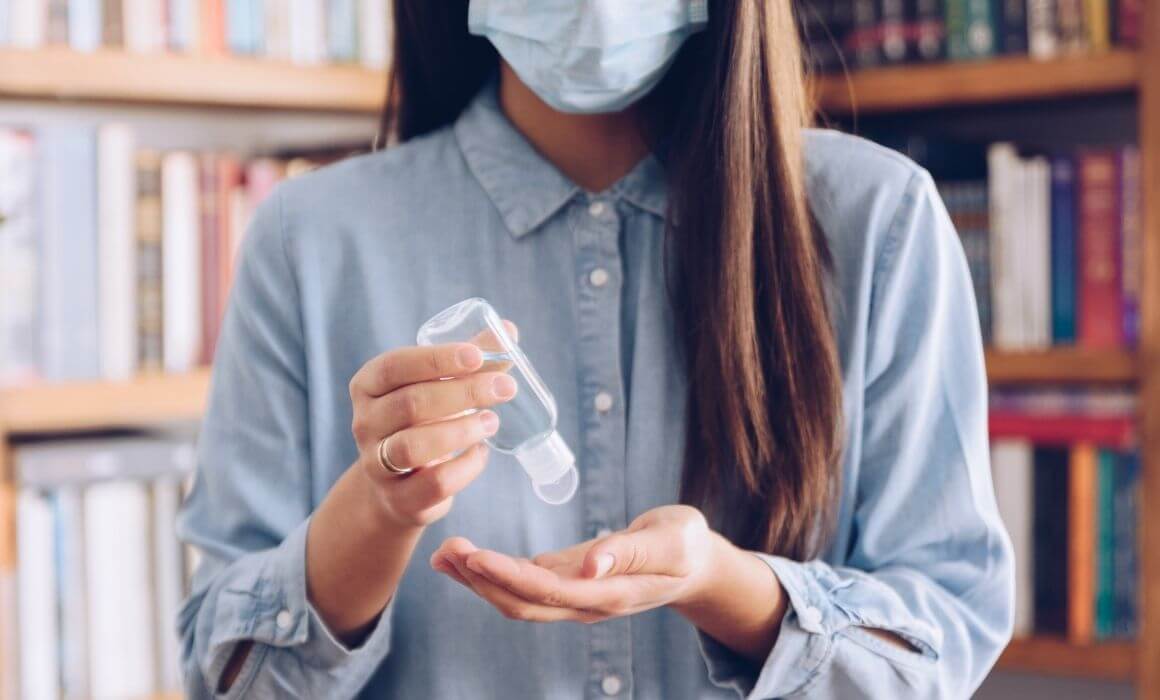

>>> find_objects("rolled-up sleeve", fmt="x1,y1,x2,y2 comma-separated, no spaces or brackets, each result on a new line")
176,189,392,699
699,169,1015,698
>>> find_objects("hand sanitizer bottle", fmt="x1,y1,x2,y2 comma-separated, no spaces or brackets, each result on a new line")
417,298,579,505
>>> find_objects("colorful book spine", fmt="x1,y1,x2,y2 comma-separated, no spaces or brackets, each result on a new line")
849,0,882,66
1120,146,1141,346
914,0,946,60
1083,0,1110,49
1117,0,1141,44
988,412,1135,447
1077,150,1123,349
199,0,225,55
878,0,909,63
1050,155,1078,344
1033,446,1070,636
1027,0,1058,57
1068,443,1097,644
135,151,165,373
198,154,222,365
1056,0,1086,52
1112,451,1139,637
1095,449,1116,639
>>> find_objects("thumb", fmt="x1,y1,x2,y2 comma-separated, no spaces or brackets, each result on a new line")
582,526,668,579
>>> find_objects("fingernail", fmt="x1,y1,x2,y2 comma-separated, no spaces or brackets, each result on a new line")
492,374,517,400
594,553,615,578
479,410,500,435
457,345,482,369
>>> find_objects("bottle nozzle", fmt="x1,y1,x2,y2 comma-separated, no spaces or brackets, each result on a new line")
513,431,578,505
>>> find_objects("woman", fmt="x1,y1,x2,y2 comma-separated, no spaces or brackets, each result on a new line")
178,1,1014,698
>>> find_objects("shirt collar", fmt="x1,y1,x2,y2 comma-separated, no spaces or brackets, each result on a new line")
453,80,668,239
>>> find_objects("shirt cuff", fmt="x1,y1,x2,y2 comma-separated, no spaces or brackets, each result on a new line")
697,554,836,699
204,517,393,692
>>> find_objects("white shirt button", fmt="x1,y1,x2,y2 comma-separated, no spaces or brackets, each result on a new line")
601,674,622,696
588,200,607,218
594,391,614,414
275,609,293,630
589,267,609,288
596,527,613,539
799,605,823,630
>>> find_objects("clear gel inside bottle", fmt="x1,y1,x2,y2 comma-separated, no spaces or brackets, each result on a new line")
416,298,578,505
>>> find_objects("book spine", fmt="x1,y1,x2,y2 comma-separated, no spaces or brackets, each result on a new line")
10,0,48,47
152,478,186,692
47,0,70,43
1077,150,1124,349
17,489,61,700
1095,449,1116,639
989,412,1136,447
1029,157,1052,348
1068,443,1097,644
1117,0,1141,43
289,0,326,64
199,154,221,365
327,0,358,62
1056,0,1087,52
1083,0,1110,49
98,124,137,379
135,151,165,373
991,440,1035,635
1034,446,1071,635
0,129,41,385
54,487,89,700
123,0,164,52
167,0,195,51
101,0,122,46
951,0,997,57
68,0,102,50
1120,146,1141,346
0,483,17,700
1050,155,1078,344
358,0,390,69
199,0,225,54
998,0,1028,51
38,126,101,382
162,152,202,374
879,0,909,62
1027,0,1058,57
1112,451,1139,636
850,0,882,66
226,0,253,54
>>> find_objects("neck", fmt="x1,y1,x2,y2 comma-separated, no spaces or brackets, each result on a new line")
497,62,649,193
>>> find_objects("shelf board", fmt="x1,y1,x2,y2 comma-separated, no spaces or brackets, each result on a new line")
813,50,1139,114
0,370,210,435
0,48,384,113
998,637,1136,681
986,348,1137,384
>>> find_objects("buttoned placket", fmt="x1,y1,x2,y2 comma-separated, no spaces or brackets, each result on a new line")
571,195,633,698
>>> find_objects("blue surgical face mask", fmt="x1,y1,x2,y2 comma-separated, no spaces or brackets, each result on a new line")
467,0,709,114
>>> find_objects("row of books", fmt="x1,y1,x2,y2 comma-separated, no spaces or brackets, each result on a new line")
0,0,392,68
925,141,1139,350
0,125,347,386
991,398,1140,641
799,0,1141,71
2,435,196,700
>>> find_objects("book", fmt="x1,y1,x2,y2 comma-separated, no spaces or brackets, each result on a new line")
991,440,1034,636
1120,146,1141,346
948,0,996,58
47,0,70,43
123,0,165,52
98,124,138,380
1067,443,1097,644
1033,446,1069,635
359,0,390,69
100,0,122,46
136,150,165,372
989,412,1135,447
198,153,222,365
0,484,15,700
996,0,1028,52
199,0,225,54
162,151,202,373
0,129,40,386
1077,150,1123,348
290,0,326,64
226,0,262,54
988,143,1022,349
1056,0,1086,52
17,489,61,700
327,0,358,63
10,0,47,47
68,0,102,50
1026,156,1052,348
1083,0,1110,49
265,0,291,60
1027,0,1058,57
1112,450,1139,636
38,125,101,382
168,0,198,51
152,478,186,692
1094,449,1116,639
84,480,157,699
1117,0,1141,44
55,486,90,700
989,386,1136,416
1049,155,1078,344
880,0,909,63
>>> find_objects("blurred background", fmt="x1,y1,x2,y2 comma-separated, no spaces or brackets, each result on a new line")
0,0,1153,698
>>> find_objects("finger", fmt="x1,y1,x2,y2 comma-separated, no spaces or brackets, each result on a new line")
360,371,517,441
351,343,484,398
431,555,471,587
581,527,675,579
531,537,598,569
449,556,596,624
383,410,499,469
464,549,636,618
385,443,489,509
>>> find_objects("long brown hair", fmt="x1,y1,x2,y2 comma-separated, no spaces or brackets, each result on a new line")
381,1,843,560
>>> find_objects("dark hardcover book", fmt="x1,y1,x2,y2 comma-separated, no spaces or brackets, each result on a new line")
1050,155,1078,344
1120,146,1141,346
995,0,1028,52
1077,150,1124,349
1112,451,1139,637
915,0,948,60
880,0,909,62
1117,0,1141,44
947,0,997,58
1034,447,1071,635
848,0,882,66
1095,449,1116,639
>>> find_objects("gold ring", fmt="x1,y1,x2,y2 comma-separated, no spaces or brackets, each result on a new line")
377,436,414,476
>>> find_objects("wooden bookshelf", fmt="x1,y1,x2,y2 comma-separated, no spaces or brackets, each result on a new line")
985,348,1138,384
998,638,1136,681
812,50,1139,115
0,48,385,113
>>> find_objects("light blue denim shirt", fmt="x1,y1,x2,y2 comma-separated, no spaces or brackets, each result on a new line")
178,82,1014,699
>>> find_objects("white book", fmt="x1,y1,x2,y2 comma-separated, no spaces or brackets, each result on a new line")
168,0,198,51
55,487,91,700
358,0,390,68
990,440,1034,636
122,0,164,52
1029,157,1052,349
10,0,47,47
1027,0,1058,59
98,124,138,380
987,143,1019,350
0,129,40,386
162,151,202,373
85,480,157,699
153,478,186,692
17,489,61,700
265,0,292,60
0,563,17,700
39,125,101,382
68,0,102,50
289,0,326,64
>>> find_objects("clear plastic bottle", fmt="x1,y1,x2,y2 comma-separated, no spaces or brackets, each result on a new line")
416,298,579,505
